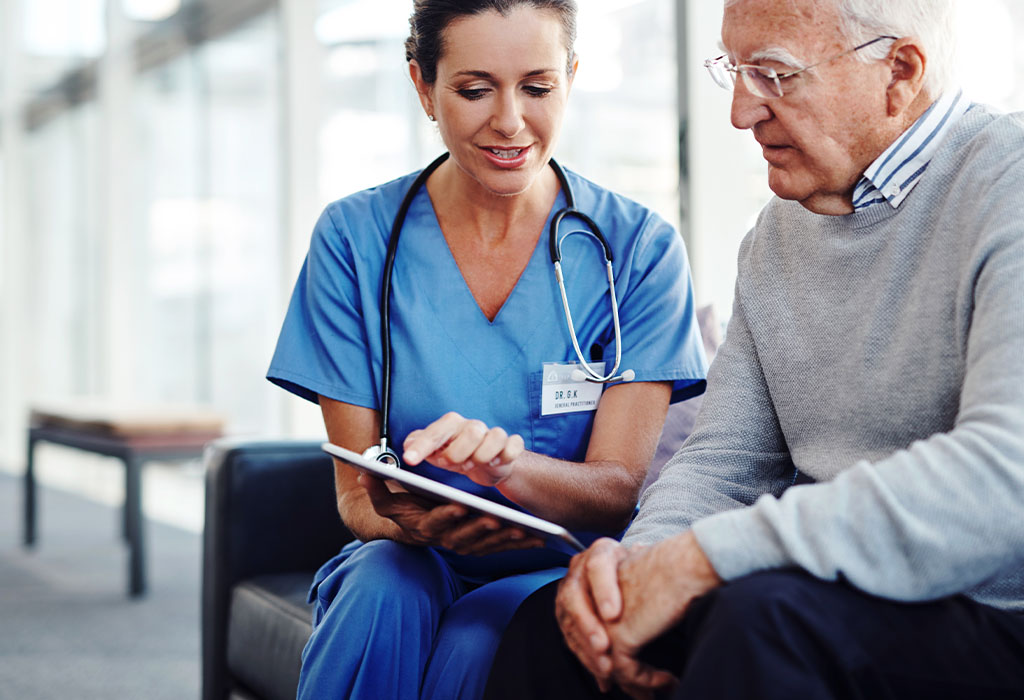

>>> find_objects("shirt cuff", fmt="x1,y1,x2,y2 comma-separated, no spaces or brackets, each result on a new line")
690,495,793,581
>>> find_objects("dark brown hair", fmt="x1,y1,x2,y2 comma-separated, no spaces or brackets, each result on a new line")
405,0,578,84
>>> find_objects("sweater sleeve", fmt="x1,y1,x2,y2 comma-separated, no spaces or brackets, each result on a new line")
623,269,796,547
691,212,1024,603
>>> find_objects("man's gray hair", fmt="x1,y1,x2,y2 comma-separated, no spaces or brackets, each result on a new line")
724,0,956,97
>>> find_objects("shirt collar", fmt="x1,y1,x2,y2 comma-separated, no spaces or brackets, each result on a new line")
851,89,971,211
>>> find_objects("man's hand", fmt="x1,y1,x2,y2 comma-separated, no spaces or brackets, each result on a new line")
604,532,721,698
556,532,723,698
555,538,630,693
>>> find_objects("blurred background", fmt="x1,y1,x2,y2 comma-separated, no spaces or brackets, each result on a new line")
2,0,1023,471
1,0,1023,696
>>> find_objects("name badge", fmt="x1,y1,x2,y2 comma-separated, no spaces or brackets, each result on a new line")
541,362,605,416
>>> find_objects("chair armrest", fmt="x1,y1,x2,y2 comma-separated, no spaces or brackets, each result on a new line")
201,438,354,700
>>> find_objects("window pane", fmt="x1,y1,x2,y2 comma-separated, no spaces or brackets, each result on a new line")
317,0,429,202
131,11,283,434
24,105,102,397
21,0,106,93
204,13,284,434
562,0,680,228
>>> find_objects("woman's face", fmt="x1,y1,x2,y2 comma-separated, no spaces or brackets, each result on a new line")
412,6,575,198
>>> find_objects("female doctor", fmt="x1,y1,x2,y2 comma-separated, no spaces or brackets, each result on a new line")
267,1,707,698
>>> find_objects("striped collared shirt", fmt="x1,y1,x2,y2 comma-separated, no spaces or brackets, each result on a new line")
851,89,971,211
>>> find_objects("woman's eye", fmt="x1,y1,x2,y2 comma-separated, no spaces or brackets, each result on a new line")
457,88,488,100
523,85,552,97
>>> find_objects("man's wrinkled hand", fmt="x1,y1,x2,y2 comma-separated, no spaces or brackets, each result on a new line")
555,538,629,693
604,532,722,696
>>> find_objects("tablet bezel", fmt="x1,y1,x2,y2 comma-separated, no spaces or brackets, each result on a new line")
321,442,585,553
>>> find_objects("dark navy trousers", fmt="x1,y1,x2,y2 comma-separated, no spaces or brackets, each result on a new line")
483,569,1024,699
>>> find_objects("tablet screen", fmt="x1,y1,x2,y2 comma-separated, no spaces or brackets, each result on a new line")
322,442,585,553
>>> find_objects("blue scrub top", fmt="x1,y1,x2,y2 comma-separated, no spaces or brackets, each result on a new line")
268,162,707,570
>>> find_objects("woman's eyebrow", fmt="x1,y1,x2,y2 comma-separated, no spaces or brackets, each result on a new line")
451,68,559,80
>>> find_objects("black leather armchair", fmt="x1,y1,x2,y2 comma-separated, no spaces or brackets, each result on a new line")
201,439,354,700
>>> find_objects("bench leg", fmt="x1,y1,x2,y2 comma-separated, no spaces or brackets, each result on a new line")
24,435,37,547
124,455,147,597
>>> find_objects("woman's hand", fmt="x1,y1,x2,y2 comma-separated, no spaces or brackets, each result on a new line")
402,412,525,487
359,472,543,555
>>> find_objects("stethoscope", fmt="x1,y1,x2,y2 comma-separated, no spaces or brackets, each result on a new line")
365,152,633,467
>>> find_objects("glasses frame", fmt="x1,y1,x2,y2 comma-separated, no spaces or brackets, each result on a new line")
704,35,898,99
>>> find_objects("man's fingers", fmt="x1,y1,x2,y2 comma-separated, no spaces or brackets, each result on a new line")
555,555,614,683
557,560,611,653
616,666,677,700
586,538,628,622
609,648,677,699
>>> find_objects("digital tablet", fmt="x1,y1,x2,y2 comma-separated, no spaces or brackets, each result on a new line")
321,442,585,553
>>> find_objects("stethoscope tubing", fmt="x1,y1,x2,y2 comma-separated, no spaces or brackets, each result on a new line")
377,153,626,459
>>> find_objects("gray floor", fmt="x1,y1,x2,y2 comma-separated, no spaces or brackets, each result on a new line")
0,471,200,699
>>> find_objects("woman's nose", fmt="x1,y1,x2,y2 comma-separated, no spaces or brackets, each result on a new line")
491,93,525,138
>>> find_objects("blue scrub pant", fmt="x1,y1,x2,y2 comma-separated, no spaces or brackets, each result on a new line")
297,539,565,700
483,569,1024,699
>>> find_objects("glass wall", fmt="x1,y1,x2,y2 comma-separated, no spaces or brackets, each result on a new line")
3,0,1024,466
563,0,679,224
202,13,284,434
130,12,284,433
23,106,103,399
316,0,426,203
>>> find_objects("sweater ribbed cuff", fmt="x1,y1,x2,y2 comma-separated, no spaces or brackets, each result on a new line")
690,500,792,581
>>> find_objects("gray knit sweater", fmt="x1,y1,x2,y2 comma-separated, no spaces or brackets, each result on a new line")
626,106,1024,612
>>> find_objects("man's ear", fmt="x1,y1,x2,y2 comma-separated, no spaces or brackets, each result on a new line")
409,60,435,119
885,38,927,117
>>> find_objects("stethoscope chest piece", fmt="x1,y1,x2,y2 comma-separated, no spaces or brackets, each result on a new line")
362,441,401,468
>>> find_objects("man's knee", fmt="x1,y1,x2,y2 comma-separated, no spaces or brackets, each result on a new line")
700,569,824,632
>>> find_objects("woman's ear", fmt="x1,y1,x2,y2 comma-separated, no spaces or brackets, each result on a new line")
885,38,927,117
564,53,579,93
409,60,435,120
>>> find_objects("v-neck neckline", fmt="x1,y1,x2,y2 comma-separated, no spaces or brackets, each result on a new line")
395,179,585,385
421,187,566,327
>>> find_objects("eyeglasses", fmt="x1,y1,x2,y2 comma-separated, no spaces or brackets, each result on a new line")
704,35,897,99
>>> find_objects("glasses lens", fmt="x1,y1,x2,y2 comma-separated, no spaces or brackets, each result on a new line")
704,57,735,91
740,66,782,99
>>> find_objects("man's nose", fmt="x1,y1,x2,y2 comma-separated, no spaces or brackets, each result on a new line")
730,77,772,131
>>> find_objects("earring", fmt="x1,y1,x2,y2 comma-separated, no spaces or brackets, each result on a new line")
428,114,436,122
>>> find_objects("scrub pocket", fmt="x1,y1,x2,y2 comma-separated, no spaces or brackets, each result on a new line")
526,370,595,462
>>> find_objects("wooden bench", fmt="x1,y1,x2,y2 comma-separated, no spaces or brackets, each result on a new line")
23,401,224,597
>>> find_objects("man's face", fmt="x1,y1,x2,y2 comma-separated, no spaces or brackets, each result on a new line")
722,0,896,214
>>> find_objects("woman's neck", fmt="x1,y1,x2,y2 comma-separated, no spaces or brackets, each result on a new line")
426,159,560,247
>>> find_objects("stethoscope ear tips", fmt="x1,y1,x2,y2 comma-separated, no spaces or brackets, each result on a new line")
620,369,636,382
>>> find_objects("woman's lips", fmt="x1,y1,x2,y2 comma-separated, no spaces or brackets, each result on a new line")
480,145,530,168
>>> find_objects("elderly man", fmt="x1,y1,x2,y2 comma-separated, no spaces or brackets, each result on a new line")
483,0,1024,698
